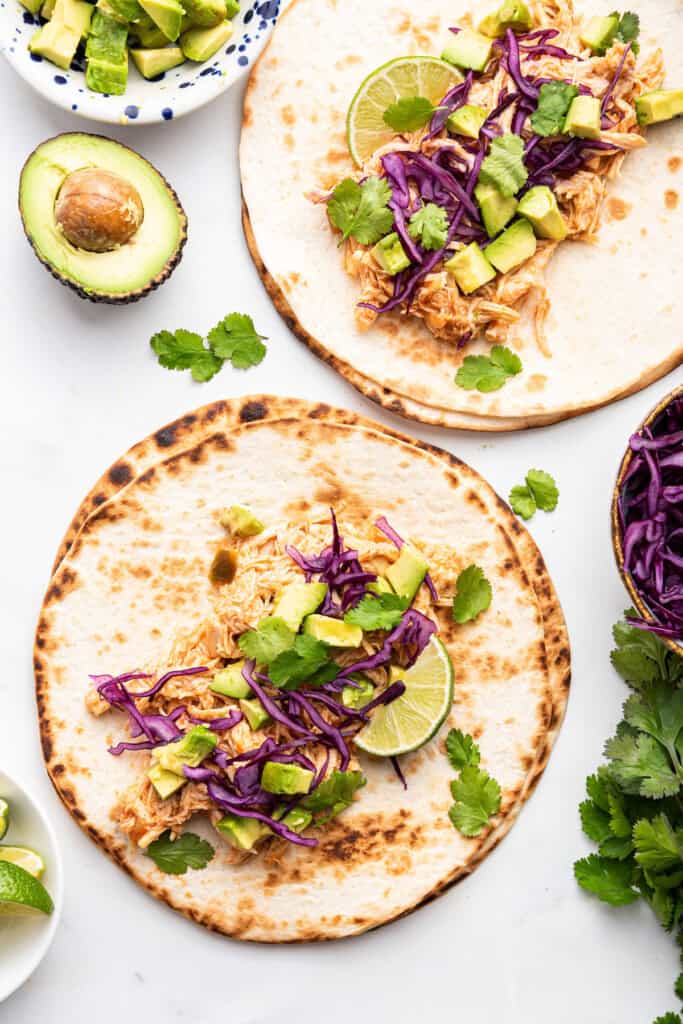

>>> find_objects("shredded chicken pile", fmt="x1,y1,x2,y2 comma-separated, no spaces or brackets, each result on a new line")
319,0,664,354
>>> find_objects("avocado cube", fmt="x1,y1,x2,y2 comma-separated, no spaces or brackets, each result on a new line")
29,20,81,69
210,661,251,700
148,763,185,800
303,614,363,648
279,808,313,833
86,55,128,94
442,29,493,72
272,581,327,633
239,698,271,731
156,725,217,775
517,185,568,240
131,21,168,45
485,218,536,273
40,0,57,19
216,813,269,850
139,0,184,40
478,0,532,38
367,576,393,596
445,243,497,295
219,505,265,538
87,7,128,58
55,0,93,37
20,0,43,14
341,677,375,709
579,14,619,53
183,0,226,27
261,762,315,797
564,95,601,139
447,104,488,140
372,233,411,276
636,89,683,127
385,543,430,602
225,0,239,14
100,0,144,20
131,46,185,78
474,182,518,239
180,18,232,60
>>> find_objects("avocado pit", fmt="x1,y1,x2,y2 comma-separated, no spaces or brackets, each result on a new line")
55,167,144,253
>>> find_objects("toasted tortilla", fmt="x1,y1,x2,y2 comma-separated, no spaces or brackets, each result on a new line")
240,0,683,431
36,398,570,940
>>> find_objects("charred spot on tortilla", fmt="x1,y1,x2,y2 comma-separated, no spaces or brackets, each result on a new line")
109,463,133,486
240,400,267,423
209,548,238,586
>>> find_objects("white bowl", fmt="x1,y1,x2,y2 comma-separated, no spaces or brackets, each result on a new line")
0,0,279,125
0,767,63,1004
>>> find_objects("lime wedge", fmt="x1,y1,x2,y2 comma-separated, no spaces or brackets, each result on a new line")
346,56,464,166
354,636,454,757
0,799,9,841
0,861,53,916
0,846,46,880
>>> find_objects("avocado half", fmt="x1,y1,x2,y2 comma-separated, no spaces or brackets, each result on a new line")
19,133,187,304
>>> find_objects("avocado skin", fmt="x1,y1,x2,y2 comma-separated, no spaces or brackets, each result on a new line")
18,132,188,305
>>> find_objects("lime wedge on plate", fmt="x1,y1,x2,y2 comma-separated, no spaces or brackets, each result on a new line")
0,861,53,916
354,636,454,756
346,56,463,166
0,799,9,840
0,846,46,880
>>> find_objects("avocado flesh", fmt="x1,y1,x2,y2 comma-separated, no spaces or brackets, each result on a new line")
220,505,264,538
367,576,392,596
564,95,601,139
447,104,487,139
56,0,93,36
148,763,185,800
273,582,327,633
442,29,493,72
183,0,227,28
180,19,232,60
579,14,618,53
216,814,270,851
636,90,683,126
20,0,43,14
210,661,251,699
86,9,128,93
385,544,429,602
485,218,537,273
303,614,363,648
139,0,183,39
131,22,168,46
20,133,187,302
239,698,272,731
101,0,144,20
445,243,496,295
474,181,518,238
131,46,184,77
517,185,567,240
479,0,532,37
261,762,315,796
40,0,57,19
156,726,217,774
29,21,81,69
372,232,411,276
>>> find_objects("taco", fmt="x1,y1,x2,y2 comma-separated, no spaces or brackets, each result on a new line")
35,398,569,940
240,0,683,430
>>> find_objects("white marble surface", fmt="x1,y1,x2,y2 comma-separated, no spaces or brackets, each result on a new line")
1,54,682,1024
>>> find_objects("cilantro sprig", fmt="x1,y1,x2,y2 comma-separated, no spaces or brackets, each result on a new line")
477,133,528,198
327,176,394,246
408,202,449,251
509,469,559,520
530,81,579,137
151,313,267,382
445,729,501,837
237,616,338,689
455,345,522,393
383,96,439,133
452,565,492,625
344,592,408,631
301,769,366,824
146,831,215,874
595,10,640,55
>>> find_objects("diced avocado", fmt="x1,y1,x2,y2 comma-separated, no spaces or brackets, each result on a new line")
239,697,271,731
148,763,185,800
216,813,269,851
180,18,232,60
279,807,313,833
131,20,168,45
29,21,81,69
564,95,601,139
56,0,93,36
99,0,144,20
517,185,568,240
474,182,518,238
225,0,239,15
261,762,315,796
210,661,251,699
442,29,493,72
40,0,57,19
636,89,683,127
303,614,363,648
479,0,532,37
183,0,226,27
385,543,429,602
484,218,536,273
156,725,217,775
342,677,375,709
367,576,393,596
139,0,184,40
272,581,327,633
447,104,488,139
219,505,265,538
85,9,128,94
372,232,411,276
445,242,496,295
579,14,618,53
131,46,184,77
86,55,129,94
20,0,43,14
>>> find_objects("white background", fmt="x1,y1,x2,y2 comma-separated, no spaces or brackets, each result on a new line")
1,55,682,1024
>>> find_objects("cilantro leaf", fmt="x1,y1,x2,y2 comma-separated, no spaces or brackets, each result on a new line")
408,203,449,251
599,835,634,860
146,830,215,875
530,81,579,137
586,769,611,813
605,731,680,799
652,1015,681,1024
449,765,501,837
526,469,559,512
207,313,267,370
344,592,408,631
580,799,612,843
301,769,366,822
616,10,640,53
327,176,394,246
269,634,332,689
611,614,683,689
509,485,536,521
624,687,683,763
150,329,223,383
633,815,683,873
384,96,437,133
478,133,528,198
452,564,492,624
574,853,639,906
238,616,296,665
445,729,481,771
674,974,683,1001
455,344,522,392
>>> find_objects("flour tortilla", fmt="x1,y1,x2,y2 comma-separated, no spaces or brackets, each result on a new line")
240,0,683,431
36,398,570,940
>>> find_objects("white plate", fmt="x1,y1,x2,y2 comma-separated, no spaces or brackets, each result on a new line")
0,768,63,1004
0,0,279,125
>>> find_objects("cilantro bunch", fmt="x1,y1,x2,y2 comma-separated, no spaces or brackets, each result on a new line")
575,614,683,1022
151,313,267,382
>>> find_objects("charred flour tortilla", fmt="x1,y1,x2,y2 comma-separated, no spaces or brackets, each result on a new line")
240,0,683,430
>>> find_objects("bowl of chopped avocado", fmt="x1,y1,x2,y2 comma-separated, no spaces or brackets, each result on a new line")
0,0,279,124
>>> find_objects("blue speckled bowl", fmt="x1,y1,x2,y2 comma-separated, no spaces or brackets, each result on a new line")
0,0,279,124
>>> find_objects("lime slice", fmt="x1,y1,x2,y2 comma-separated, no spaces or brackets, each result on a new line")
346,56,464,166
354,636,454,757
0,861,53,916
0,799,9,841
0,846,46,880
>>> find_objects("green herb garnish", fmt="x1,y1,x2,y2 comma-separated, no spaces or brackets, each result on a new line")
206,314,268,370
408,202,449,251
445,728,481,771
509,469,559,520
327,176,394,245
301,769,366,823
344,592,408,631
151,313,267,382
455,345,522,392
445,728,501,838
146,831,215,874
614,10,640,54
268,635,333,689
477,133,528,198
530,81,579,137
452,565,492,624
383,96,438,133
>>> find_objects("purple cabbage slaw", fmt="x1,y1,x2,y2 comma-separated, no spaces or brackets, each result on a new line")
618,393,683,640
